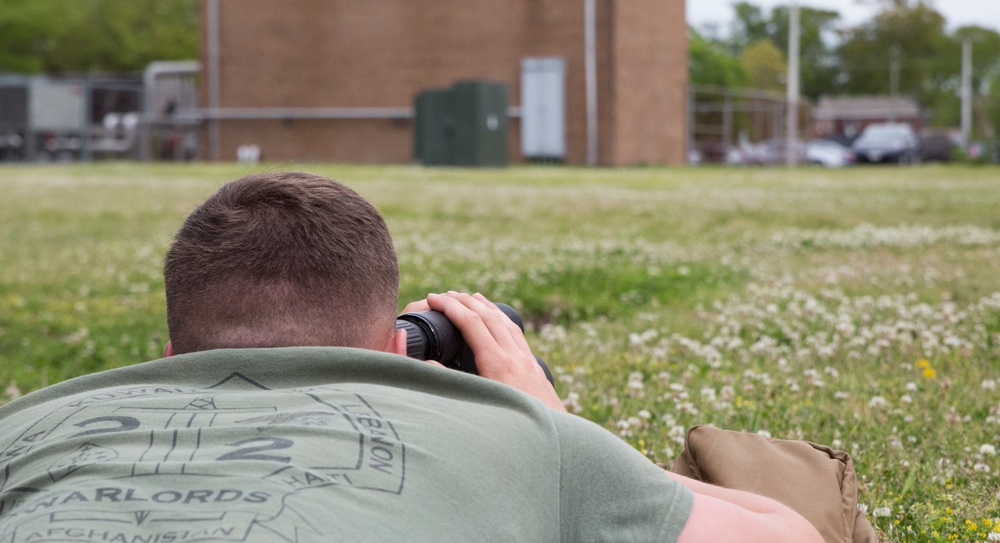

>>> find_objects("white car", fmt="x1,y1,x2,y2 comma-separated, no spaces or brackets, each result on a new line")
806,139,855,167
851,123,921,164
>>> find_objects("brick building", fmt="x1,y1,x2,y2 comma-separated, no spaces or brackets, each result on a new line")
812,96,924,141
200,0,688,166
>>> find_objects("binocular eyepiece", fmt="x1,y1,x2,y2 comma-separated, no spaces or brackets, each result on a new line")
396,303,554,385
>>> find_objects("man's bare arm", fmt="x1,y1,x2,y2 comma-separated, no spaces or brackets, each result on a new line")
667,470,824,543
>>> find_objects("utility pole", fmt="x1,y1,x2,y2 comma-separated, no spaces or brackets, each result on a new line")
206,0,221,161
889,46,901,96
888,45,901,122
584,0,598,167
785,0,800,167
961,39,973,144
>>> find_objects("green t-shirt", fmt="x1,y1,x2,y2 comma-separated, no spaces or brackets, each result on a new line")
0,347,692,542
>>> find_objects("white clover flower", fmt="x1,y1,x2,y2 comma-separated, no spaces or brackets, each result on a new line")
873,507,892,518
557,373,576,384
980,444,997,456
983,379,998,391
987,530,1000,542
868,396,889,409
562,392,582,414
676,402,699,415
4,381,21,400
720,385,735,401
62,327,90,345
626,372,646,398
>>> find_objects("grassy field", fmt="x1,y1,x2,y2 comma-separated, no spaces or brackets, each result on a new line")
2,162,999,540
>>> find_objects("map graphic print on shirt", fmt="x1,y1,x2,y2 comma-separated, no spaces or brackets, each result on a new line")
0,372,407,542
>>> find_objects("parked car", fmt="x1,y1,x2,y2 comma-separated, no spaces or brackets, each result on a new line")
743,138,807,166
851,123,921,164
806,139,854,167
919,131,960,162
693,141,747,165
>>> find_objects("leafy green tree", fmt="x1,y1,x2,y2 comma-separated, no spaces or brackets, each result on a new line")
837,2,1000,129
690,1,1000,133
0,0,198,73
729,1,841,100
952,26,1000,137
836,1,950,99
740,39,786,92
689,28,749,87
728,2,770,52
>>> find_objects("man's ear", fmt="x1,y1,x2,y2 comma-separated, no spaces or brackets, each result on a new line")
163,340,175,358
385,329,408,356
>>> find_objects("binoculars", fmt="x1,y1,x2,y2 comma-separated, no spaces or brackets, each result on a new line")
396,303,553,385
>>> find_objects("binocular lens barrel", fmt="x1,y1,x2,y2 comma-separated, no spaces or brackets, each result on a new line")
396,310,460,364
395,303,553,384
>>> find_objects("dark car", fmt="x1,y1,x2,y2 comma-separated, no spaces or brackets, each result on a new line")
851,123,921,164
919,132,960,162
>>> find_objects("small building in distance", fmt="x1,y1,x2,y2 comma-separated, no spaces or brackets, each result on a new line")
812,95,924,143
199,0,688,166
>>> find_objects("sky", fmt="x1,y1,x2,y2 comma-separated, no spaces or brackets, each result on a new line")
687,0,1000,35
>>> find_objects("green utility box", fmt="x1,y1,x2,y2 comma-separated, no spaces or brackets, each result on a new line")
414,89,454,166
414,80,508,167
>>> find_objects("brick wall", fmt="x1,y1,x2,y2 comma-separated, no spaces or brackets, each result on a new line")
201,0,687,166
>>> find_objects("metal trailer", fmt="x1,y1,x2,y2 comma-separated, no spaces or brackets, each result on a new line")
0,62,198,163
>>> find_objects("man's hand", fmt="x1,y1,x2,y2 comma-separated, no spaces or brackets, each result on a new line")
400,292,566,412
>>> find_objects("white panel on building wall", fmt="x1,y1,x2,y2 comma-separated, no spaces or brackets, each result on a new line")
521,57,566,159
30,80,86,132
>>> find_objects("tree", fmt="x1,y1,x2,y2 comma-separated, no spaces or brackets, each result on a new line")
953,26,1000,139
837,1,1000,129
740,39,786,92
729,2,771,53
729,1,842,100
836,1,950,99
689,28,749,87
690,1,1000,134
0,0,198,74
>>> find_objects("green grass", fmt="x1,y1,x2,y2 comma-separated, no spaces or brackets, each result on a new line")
2,162,999,541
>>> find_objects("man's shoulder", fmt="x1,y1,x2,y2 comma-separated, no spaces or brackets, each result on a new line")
0,346,550,421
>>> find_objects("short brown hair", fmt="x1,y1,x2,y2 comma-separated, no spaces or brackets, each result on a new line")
164,172,398,353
